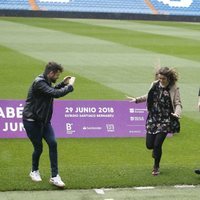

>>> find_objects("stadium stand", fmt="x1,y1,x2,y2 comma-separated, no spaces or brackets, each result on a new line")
0,0,31,10
150,0,200,16
35,0,151,14
0,0,199,16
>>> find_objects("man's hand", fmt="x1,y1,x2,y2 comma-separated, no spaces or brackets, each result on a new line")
63,76,71,85
126,95,136,103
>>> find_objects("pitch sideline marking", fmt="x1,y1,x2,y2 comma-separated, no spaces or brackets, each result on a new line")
95,185,197,195
94,189,105,194
134,186,155,190
174,185,195,188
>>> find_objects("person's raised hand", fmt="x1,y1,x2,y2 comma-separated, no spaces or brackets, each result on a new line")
126,95,136,103
63,76,71,85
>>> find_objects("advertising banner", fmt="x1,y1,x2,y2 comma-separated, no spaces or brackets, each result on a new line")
0,100,147,138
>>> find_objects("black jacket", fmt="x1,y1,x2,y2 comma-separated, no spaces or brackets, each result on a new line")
23,74,73,124
146,81,180,133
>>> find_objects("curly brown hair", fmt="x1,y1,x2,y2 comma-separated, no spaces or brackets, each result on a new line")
155,67,178,86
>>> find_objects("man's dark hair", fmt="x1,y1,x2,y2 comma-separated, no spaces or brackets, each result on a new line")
44,62,63,75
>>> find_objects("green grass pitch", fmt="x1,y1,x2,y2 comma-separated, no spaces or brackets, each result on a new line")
0,17,200,191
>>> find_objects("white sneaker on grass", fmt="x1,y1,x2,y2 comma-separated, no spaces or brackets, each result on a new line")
29,170,42,182
49,174,65,188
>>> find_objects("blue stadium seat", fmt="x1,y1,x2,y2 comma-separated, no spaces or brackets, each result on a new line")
34,0,152,14
0,0,31,10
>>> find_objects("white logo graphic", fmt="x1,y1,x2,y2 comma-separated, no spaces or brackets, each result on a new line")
157,0,193,8
66,123,75,134
129,108,146,114
82,126,102,130
106,124,115,132
129,108,135,113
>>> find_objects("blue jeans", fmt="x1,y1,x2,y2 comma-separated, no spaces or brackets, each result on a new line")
23,120,58,177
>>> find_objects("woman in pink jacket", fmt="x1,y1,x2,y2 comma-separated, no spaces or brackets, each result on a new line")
127,67,182,176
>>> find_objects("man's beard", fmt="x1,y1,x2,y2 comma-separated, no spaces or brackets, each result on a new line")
51,78,57,83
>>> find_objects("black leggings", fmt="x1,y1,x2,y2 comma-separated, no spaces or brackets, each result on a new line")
146,132,168,168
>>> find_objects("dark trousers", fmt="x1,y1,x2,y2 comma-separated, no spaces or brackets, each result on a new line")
23,120,58,177
146,132,168,168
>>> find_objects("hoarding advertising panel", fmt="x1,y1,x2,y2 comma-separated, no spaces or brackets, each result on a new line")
0,100,147,138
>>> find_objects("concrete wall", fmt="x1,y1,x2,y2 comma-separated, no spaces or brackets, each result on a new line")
0,9,200,22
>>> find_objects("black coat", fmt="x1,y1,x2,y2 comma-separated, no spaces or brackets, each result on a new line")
23,74,73,124
146,81,180,133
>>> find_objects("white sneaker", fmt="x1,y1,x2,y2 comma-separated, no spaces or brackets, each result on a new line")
49,174,65,188
29,170,42,182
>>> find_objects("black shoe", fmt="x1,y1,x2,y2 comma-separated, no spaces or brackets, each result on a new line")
194,169,200,174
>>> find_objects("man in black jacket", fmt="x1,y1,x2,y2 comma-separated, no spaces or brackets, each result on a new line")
23,62,74,188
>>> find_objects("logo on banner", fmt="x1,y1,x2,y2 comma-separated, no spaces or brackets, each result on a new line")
129,108,146,122
106,124,115,133
130,116,145,121
82,126,102,130
65,123,75,135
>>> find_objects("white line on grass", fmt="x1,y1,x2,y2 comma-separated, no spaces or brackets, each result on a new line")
94,189,105,194
95,185,196,194
94,189,114,200
134,186,155,190
174,185,196,188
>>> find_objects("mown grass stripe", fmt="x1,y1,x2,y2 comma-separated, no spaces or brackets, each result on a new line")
138,20,200,31
1,17,200,62
0,17,200,192
0,44,124,100
0,19,199,113
62,19,200,42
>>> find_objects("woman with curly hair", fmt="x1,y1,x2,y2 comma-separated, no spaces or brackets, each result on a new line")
127,67,182,176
